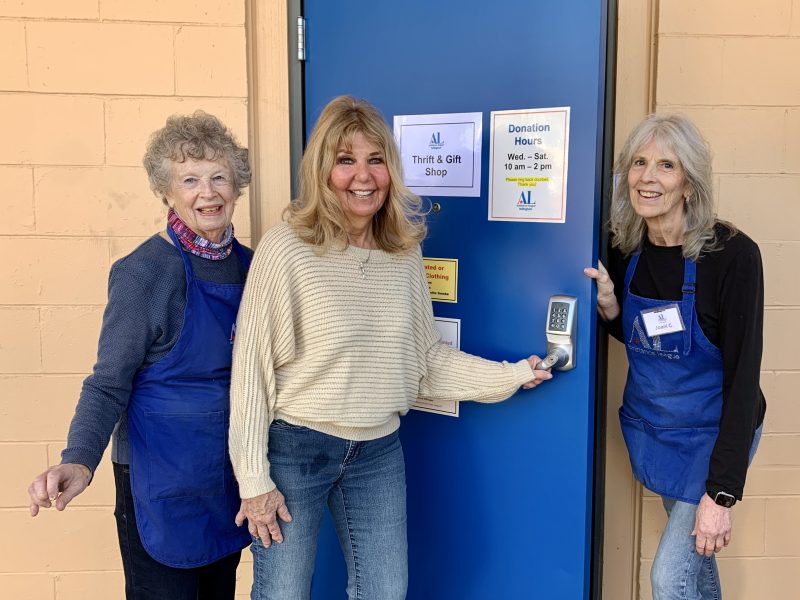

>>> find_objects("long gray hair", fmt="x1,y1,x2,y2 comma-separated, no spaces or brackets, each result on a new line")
609,113,734,260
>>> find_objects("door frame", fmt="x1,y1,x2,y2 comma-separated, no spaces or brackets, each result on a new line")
245,2,655,598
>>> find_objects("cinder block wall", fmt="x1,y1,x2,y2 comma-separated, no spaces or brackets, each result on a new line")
0,2,252,598
4,2,799,600
635,1,800,598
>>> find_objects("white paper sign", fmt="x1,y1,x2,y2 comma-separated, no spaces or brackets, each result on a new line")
393,113,482,197
488,107,570,222
412,317,461,417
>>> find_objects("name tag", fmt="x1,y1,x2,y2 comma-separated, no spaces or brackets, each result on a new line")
640,304,685,338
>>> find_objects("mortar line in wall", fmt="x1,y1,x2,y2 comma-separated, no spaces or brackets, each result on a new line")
658,33,800,40
28,164,37,232
0,17,246,27
658,103,800,107
0,569,125,575
0,373,91,376
783,108,791,167
97,21,245,28
713,555,800,560
0,233,156,239
0,305,105,310
655,103,800,109
0,506,112,512
758,370,800,374
0,441,71,445
0,17,100,23
0,90,247,100
714,174,800,178
22,21,30,90
1,163,138,168
36,305,43,372
172,24,178,95
102,99,107,166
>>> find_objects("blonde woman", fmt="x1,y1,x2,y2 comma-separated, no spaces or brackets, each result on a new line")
230,96,552,599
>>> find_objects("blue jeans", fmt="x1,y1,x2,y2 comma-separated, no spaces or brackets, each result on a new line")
113,462,241,600
651,498,722,600
250,422,408,600
650,426,762,600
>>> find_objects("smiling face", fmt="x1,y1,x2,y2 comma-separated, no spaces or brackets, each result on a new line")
328,132,390,234
627,138,691,242
164,158,238,242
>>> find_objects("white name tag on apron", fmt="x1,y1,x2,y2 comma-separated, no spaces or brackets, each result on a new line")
640,304,685,338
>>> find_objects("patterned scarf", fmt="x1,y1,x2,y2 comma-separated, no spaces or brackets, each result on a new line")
167,208,234,260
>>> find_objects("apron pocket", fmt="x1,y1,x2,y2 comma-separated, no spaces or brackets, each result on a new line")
621,408,718,501
619,410,648,482
647,424,718,501
145,410,226,500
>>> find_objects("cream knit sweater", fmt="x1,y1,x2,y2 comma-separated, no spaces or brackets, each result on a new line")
229,223,534,498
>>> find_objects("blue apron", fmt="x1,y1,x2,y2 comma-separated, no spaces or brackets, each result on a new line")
126,228,252,567
619,253,723,504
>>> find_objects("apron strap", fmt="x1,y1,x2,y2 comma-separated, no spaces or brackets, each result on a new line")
623,252,641,292
166,225,196,282
232,238,252,271
680,258,696,356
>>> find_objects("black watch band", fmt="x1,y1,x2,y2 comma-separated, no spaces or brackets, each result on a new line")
708,490,737,508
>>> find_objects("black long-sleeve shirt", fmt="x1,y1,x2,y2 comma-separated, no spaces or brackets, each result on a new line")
605,224,766,500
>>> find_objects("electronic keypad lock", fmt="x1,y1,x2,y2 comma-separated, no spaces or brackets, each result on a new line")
535,295,577,371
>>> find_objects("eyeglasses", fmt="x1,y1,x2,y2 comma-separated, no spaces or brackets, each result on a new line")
175,174,234,191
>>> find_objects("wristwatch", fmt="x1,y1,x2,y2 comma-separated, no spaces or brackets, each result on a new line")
708,490,737,508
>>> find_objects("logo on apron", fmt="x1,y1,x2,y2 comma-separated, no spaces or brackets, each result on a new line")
627,315,680,360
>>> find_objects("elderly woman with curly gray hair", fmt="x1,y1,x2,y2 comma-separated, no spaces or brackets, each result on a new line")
585,114,766,599
27,111,253,599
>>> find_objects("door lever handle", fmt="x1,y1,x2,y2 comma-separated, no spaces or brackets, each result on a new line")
535,347,569,371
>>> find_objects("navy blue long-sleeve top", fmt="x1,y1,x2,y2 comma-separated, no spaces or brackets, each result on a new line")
60,234,252,472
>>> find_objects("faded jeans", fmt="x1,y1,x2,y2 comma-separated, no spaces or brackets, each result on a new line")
250,422,407,600
651,425,762,600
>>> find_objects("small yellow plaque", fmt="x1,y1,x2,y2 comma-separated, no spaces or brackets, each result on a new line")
423,257,458,303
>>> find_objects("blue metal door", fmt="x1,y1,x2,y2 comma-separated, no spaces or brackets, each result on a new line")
302,1,608,598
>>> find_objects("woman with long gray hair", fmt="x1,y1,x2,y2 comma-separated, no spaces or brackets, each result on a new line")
585,114,766,599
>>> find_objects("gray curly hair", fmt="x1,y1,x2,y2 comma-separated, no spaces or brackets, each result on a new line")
143,110,251,204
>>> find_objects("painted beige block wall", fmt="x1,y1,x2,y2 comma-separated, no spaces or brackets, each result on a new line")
0,1,254,598
624,1,800,598
4,1,798,599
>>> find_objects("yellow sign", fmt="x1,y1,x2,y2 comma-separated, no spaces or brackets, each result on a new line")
423,257,458,303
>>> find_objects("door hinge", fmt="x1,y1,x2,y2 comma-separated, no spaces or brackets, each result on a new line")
297,16,306,61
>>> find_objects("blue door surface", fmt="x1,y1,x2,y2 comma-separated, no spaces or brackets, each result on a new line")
303,1,608,598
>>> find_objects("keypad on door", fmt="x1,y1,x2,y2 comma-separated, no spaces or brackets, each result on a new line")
549,301,570,332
